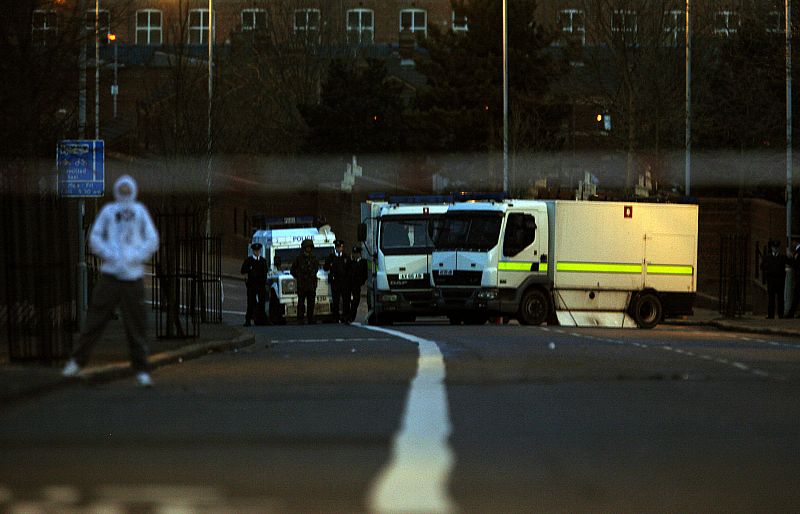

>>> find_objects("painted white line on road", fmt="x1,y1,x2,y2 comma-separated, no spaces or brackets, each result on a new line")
357,324,457,514
269,337,390,343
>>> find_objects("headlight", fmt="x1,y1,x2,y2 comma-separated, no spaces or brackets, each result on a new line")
281,278,297,294
477,289,498,300
379,294,398,302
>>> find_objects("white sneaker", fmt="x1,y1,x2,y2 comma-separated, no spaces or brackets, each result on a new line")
136,372,153,388
61,359,82,377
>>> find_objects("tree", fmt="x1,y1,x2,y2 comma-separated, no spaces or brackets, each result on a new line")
408,0,565,153
300,59,407,153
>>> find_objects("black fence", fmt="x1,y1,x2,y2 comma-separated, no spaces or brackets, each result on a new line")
719,233,748,318
153,208,222,339
1,193,75,363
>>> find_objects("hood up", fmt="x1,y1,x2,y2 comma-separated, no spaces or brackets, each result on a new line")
113,175,138,203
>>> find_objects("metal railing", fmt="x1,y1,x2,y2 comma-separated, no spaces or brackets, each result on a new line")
152,208,221,339
719,233,748,318
1,193,74,363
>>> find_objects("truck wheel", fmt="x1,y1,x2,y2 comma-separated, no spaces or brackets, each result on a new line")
518,289,549,326
633,292,662,329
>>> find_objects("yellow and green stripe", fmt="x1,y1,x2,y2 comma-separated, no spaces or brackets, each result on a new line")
498,261,548,272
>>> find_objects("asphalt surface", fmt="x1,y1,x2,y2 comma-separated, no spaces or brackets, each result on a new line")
1,317,800,513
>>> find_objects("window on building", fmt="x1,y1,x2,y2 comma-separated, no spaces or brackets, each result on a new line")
32,9,58,46
136,9,162,45
452,9,468,32
612,9,637,43
347,8,374,44
188,8,213,44
294,9,320,36
85,9,110,42
242,8,267,31
767,10,785,33
664,9,684,46
714,10,739,37
400,8,427,37
558,8,585,46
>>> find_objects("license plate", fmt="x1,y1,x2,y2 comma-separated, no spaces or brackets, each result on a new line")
438,269,453,276
398,273,424,280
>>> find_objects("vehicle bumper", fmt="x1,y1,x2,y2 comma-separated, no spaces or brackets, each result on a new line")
373,289,440,316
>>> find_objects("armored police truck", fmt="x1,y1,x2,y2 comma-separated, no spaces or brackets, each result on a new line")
359,196,452,324
249,217,337,323
432,200,698,328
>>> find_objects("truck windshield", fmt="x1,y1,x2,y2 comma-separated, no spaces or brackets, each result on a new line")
433,212,503,251
274,247,331,270
380,218,435,255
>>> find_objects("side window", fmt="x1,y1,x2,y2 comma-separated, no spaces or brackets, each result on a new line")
503,213,536,257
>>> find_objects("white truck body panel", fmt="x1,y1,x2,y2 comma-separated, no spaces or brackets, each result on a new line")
550,201,698,295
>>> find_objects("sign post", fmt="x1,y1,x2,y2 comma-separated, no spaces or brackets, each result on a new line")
58,139,105,329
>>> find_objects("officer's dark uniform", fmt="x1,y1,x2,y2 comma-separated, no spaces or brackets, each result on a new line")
347,245,368,323
787,242,800,318
241,243,268,326
324,240,351,323
761,240,787,319
291,239,319,324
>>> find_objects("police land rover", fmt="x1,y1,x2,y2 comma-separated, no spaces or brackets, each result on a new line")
249,216,337,323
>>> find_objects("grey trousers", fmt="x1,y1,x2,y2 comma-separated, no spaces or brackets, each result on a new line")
71,273,150,372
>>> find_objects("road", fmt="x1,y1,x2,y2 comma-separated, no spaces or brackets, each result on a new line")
1,312,800,512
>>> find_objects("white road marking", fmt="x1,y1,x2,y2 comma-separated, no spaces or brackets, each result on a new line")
269,337,390,343
563,330,779,380
357,324,457,514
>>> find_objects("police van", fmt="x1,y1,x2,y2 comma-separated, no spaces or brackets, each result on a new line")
249,217,337,323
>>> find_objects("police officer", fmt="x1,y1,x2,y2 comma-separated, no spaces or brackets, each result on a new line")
291,239,319,324
761,239,787,319
241,242,268,326
347,245,368,323
324,239,351,323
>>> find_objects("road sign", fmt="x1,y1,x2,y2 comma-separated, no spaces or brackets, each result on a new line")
57,139,105,197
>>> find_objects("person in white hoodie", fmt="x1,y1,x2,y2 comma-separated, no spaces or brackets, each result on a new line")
62,175,160,387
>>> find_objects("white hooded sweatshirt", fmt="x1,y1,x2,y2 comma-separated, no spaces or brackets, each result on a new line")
89,175,160,281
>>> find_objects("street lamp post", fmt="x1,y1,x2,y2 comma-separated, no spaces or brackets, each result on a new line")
502,0,509,194
786,0,793,249
685,0,691,197
108,33,118,118
206,0,214,236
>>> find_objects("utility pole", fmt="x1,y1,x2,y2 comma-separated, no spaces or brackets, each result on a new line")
787,0,793,249
502,0,509,194
206,0,214,237
77,0,88,330
685,0,692,197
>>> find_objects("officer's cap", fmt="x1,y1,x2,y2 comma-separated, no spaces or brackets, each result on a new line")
334,239,345,246
301,239,315,249
250,243,262,251
352,245,361,253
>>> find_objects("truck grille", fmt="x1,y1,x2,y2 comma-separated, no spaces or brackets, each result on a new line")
434,270,482,286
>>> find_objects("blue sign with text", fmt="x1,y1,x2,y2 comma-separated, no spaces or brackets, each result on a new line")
57,140,105,197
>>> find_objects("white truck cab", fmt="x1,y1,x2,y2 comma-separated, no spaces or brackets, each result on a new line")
249,217,337,323
432,199,698,328
359,196,451,324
